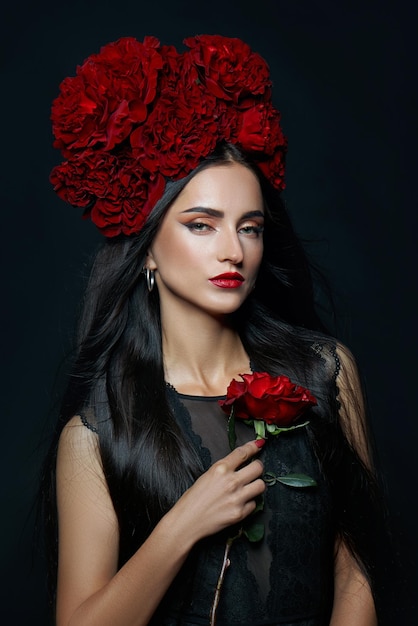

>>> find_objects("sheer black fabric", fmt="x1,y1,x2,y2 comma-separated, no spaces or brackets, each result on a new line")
79,343,349,625
150,385,335,626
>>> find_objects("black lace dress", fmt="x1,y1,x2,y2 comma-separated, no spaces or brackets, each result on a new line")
149,384,335,626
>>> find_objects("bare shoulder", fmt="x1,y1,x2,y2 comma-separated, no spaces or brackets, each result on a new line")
56,415,115,526
55,418,119,622
57,415,102,478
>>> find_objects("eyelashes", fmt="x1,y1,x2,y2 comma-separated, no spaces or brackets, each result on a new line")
185,222,264,236
239,225,264,236
185,222,212,232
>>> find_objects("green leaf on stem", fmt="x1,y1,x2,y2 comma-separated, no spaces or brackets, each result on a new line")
275,473,317,488
253,493,264,513
243,521,265,542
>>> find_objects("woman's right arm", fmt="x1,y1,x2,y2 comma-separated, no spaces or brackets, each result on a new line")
56,416,265,626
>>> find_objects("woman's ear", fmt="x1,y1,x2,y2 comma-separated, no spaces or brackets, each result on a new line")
144,249,157,271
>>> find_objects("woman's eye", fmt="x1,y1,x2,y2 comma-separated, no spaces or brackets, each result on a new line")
239,224,264,236
186,222,212,232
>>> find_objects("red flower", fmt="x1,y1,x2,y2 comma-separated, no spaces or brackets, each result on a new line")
219,372,317,427
50,35,287,237
89,158,165,237
184,35,271,103
50,153,98,208
237,103,287,155
50,150,165,237
51,37,163,154
131,81,219,178
258,147,288,191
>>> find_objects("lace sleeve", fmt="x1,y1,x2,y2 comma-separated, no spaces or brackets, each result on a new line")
79,412,99,434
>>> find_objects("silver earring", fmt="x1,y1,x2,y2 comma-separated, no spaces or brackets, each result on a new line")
145,268,155,292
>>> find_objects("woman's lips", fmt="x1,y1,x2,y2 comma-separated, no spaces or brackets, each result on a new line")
209,272,245,289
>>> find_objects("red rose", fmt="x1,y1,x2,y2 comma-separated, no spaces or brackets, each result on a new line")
219,372,317,426
184,35,271,103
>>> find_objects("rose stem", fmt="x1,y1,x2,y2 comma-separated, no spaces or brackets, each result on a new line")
209,529,242,626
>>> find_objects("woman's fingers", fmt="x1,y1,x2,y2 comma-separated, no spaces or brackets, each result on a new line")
221,439,265,471
209,440,266,506
171,440,266,542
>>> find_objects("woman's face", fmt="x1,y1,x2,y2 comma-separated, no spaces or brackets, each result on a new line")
147,162,264,318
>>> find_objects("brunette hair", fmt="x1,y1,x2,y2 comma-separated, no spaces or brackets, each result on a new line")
41,143,384,611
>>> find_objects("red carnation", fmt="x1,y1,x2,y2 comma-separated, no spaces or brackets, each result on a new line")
51,149,165,237
184,34,271,103
131,81,219,178
50,150,127,208
258,147,287,191
89,159,165,236
51,37,164,154
50,35,287,238
237,102,287,156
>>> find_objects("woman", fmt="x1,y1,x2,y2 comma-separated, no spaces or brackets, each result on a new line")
42,35,383,625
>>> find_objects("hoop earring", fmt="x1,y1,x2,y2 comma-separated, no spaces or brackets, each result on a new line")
145,268,155,292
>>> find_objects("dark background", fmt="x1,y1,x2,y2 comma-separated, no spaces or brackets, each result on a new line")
2,1,416,623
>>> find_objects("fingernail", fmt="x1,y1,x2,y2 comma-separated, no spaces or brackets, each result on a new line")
255,438,266,448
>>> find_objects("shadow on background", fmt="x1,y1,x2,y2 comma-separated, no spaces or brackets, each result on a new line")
2,1,416,623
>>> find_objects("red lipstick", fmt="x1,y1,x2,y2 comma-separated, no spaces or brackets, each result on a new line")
209,272,244,289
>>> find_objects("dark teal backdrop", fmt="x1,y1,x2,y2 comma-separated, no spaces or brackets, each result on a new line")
2,1,416,623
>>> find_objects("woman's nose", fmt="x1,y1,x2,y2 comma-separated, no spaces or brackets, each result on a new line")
217,229,244,264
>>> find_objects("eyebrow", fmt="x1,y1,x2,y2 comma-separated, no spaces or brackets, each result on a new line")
180,207,264,219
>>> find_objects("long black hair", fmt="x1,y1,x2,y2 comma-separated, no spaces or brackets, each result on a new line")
41,142,385,612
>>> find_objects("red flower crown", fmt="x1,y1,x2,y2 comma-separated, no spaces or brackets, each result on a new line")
50,34,287,237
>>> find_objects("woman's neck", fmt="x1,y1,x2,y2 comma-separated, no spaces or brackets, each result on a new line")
160,308,250,396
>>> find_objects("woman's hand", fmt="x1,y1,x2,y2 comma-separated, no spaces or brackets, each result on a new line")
56,421,264,626
167,439,266,546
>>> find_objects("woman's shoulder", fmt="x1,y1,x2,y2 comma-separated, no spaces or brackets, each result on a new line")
305,336,364,397
55,415,118,578
61,410,99,435
308,336,341,380
57,414,101,475
79,412,99,433
56,414,110,511
319,339,361,387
